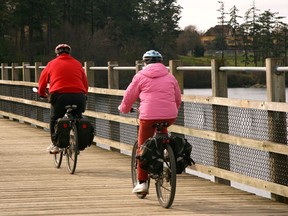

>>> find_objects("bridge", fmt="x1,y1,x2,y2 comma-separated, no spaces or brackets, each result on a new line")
1,117,288,215
1,58,288,214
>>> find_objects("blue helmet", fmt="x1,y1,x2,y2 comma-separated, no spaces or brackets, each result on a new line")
142,50,163,61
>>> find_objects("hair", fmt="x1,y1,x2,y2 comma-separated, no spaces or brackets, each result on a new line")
143,57,162,64
55,44,71,55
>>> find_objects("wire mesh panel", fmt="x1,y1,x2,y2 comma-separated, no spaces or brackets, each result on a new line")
182,100,288,186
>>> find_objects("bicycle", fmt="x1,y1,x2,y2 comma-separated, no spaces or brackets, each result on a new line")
130,108,177,209
53,104,80,174
33,87,92,174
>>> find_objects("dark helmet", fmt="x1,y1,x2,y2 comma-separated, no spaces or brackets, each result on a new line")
142,50,163,64
55,44,71,55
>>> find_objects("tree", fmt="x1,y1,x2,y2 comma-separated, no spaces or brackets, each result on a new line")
176,25,204,57
135,0,182,61
228,5,241,66
217,0,226,60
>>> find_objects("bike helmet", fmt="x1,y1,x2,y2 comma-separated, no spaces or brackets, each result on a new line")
142,50,163,64
55,44,71,55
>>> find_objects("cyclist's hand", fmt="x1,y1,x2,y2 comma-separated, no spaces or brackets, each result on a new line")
118,105,121,111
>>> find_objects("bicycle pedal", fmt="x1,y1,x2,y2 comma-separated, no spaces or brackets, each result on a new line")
137,191,149,195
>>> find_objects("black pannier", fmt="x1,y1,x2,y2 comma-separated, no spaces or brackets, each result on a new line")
76,118,94,151
170,136,195,174
137,137,164,175
54,118,71,148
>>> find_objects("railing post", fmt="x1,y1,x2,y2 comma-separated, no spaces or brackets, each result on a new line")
108,61,120,152
169,60,183,93
135,60,143,73
211,59,230,186
35,62,42,82
23,62,30,81
108,61,119,89
1,63,8,80
12,63,19,81
169,60,185,145
266,58,288,203
84,61,95,87
211,59,227,97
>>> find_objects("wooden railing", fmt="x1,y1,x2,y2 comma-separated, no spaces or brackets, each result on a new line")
1,59,288,203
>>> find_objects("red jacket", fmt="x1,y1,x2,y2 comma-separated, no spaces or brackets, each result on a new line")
38,54,88,97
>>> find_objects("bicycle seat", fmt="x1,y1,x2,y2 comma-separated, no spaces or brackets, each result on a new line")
65,105,77,110
153,122,169,131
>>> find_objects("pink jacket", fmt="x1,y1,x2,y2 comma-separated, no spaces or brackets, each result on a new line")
120,63,182,120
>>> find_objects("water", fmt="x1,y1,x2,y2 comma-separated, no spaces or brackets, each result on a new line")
184,88,288,101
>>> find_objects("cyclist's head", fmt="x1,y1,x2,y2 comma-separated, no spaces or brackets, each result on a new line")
142,50,163,64
55,44,71,55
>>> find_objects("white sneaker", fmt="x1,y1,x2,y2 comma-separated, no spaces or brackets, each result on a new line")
132,182,148,193
47,143,60,154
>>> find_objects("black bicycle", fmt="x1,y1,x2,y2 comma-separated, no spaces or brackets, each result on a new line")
53,104,79,174
130,108,177,209
33,87,92,175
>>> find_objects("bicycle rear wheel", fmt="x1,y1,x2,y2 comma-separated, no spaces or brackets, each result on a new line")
131,141,149,199
155,144,176,208
66,123,78,174
54,150,63,168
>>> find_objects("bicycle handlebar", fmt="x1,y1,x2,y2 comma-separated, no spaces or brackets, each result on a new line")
32,87,48,100
130,107,138,113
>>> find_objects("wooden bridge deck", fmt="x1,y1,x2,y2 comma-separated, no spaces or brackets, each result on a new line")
1,117,288,216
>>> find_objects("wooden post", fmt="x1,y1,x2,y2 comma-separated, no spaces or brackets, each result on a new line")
266,58,288,203
108,61,119,89
169,60,185,141
1,63,8,80
211,59,227,97
12,63,19,81
23,62,30,82
84,61,95,87
169,60,183,93
135,60,143,73
108,61,120,152
211,59,230,185
35,62,42,82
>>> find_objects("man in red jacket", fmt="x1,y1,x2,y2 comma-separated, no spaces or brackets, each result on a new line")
38,44,88,154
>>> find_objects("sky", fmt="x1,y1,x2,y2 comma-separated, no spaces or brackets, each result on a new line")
177,0,288,32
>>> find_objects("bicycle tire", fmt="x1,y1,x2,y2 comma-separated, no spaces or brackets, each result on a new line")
131,141,150,199
155,143,176,208
66,123,78,174
54,150,63,168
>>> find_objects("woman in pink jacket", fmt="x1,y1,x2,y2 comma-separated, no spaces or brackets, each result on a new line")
119,50,182,194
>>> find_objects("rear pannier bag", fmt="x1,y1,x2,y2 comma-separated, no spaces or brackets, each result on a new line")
76,118,94,151
137,137,164,175
54,118,71,148
170,136,195,174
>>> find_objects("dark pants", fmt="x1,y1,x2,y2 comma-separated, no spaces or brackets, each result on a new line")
50,93,86,142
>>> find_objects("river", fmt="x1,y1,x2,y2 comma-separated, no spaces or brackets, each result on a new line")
184,88,288,101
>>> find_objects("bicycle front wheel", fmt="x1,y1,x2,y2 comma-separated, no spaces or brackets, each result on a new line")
155,144,176,208
131,141,149,199
66,123,78,174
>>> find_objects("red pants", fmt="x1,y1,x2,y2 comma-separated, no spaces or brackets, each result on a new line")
137,118,176,181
